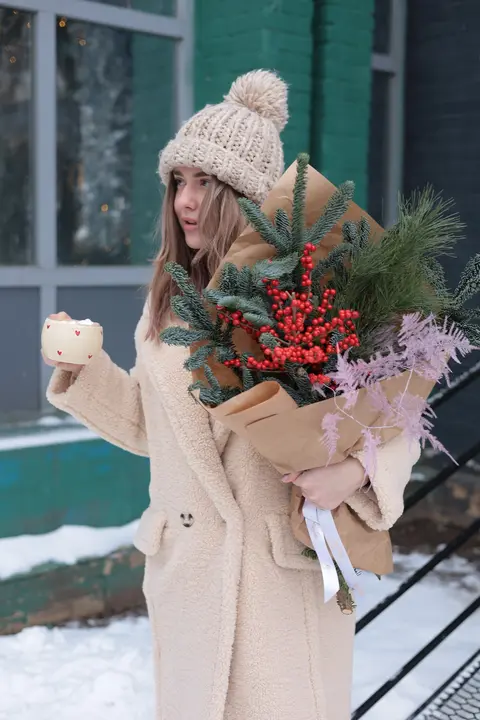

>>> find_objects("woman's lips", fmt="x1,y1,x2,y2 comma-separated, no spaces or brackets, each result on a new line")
182,219,198,232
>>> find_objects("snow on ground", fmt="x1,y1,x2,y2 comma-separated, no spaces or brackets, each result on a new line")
0,521,139,579
0,550,478,720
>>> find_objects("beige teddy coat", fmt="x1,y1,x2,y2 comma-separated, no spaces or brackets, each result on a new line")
47,302,420,720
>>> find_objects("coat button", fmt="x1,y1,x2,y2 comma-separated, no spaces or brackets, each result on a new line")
180,513,194,528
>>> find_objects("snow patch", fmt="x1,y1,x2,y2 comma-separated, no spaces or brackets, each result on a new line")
0,521,139,579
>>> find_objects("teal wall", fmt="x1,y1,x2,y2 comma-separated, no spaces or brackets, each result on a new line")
0,440,149,539
310,0,375,207
195,0,314,167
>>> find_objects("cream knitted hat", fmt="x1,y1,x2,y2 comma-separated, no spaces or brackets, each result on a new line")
158,69,288,204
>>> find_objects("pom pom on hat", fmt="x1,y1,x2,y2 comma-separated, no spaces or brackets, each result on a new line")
225,69,289,132
158,68,288,204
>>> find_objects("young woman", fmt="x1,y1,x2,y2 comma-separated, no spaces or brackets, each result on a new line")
44,70,420,720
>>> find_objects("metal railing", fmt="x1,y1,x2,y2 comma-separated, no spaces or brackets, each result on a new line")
352,361,480,719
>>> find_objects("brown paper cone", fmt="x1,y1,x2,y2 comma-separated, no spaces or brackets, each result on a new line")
201,368,433,574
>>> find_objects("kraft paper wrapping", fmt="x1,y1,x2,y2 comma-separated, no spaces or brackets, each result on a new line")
208,372,434,574
191,160,433,575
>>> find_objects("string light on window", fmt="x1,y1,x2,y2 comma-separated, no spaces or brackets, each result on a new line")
26,22,31,28
78,38,87,46
58,17,67,27
9,56,16,64
101,204,109,213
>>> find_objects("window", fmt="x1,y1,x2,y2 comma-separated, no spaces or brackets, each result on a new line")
368,0,407,228
0,0,193,421
56,20,176,265
0,8,33,265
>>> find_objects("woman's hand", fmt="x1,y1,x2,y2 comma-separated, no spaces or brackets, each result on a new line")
41,312,85,376
283,457,369,510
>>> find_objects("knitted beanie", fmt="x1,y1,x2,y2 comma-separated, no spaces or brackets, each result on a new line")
158,69,288,204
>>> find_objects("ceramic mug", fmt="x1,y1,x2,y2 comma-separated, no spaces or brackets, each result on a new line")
41,318,103,365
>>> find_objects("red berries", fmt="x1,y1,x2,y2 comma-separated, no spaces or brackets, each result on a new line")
219,253,360,385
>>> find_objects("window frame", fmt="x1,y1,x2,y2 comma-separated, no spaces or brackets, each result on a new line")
0,0,193,411
371,0,407,228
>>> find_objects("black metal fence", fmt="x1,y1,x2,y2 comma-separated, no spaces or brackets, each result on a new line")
352,362,480,719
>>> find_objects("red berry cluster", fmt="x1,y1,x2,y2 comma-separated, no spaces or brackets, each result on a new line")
216,243,360,386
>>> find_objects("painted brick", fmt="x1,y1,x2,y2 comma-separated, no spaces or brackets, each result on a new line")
195,0,314,166
311,0,374,207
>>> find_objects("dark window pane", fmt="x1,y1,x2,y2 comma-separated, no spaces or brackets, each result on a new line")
367,71,390,226
56,20,176,266
56,286,147,370
0,8,33,265
83,0,175,14
0,289,40,420
373,0,391,54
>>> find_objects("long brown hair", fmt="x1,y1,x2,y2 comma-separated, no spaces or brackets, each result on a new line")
146,175,247,340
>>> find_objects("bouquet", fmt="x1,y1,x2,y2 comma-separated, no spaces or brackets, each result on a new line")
161,154,480,612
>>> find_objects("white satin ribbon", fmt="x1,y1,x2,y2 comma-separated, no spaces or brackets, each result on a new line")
302,499,367,603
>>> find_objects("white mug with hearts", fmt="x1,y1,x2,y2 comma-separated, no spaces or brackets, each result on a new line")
41,317,103,364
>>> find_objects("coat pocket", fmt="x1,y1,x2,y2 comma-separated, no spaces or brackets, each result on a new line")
265,512,322,573
134,506,167,556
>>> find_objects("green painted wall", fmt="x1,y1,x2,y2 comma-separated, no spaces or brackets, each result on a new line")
194,0,314,167
0,441,149,538
310,0,374,207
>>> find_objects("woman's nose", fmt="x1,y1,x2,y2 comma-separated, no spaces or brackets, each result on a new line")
180,186,197,211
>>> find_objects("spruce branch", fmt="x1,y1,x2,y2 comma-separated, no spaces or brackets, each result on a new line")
218,262,240,295
274,209,294,255
160,326,214,346
166,262,214,331
259,332,281,349
237,198,288,255
292,153,309,250
184,343,215,371
216,295,268,315
238,266,255,296
453,253,480,306
311,243,351,290
253,254,300,285
263,376,305,406
306,181,355,247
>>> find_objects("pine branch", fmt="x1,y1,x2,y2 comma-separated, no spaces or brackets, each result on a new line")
292,153,309,250
306,181,355,248
160,326,214,346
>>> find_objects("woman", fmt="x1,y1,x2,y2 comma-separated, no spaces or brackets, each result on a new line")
44,70,420,720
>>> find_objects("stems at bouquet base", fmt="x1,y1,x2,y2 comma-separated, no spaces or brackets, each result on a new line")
302,547,356,613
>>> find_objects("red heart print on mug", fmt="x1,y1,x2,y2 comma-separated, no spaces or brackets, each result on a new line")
88,355,92,359
57,350,62,356
75,330,80,336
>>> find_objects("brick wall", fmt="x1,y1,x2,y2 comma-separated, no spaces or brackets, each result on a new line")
310,0,374,207
194,0,314,167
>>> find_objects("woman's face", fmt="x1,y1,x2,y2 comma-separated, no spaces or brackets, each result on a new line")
173,166,213,250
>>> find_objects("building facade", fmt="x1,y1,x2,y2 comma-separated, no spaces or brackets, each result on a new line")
1,0,479,538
